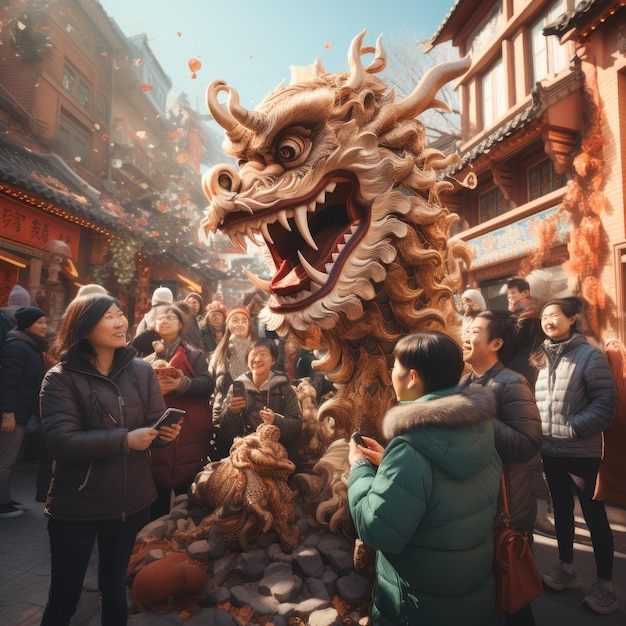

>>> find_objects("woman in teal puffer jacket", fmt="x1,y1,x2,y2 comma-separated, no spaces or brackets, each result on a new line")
348,331,503,626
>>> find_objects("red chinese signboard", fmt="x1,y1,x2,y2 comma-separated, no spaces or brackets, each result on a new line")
0,198,79,260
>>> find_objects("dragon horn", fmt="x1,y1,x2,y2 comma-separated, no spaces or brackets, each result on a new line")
395,55,471,120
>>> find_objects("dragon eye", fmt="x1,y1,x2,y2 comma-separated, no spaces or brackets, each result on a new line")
276,133,311,167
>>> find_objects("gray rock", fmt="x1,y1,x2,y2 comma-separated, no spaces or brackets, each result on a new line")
229,584,280,614
258,566,302,602
320,569,338,596
306,576,331,601
295,546,325,578
307,606,343,626
236,549,269,581
212,553,237,586
336,570,371,606
187,539,210,561
325,548,355,575
145,549,165,564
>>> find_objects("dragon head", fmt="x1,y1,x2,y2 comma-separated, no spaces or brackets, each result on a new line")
202,30,470,337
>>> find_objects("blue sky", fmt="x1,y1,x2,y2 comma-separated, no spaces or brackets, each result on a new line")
99,0,453,110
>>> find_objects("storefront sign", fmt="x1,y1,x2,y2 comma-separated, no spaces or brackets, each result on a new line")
0,198,79,260
467,206,570,269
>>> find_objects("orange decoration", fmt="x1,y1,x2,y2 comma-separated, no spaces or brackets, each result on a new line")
140,83,153,92
324,41,332,49
177,32,182,37
156,204,166,212
188,58,201,80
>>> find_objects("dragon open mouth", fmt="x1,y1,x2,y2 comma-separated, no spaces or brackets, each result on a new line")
222,172,371,311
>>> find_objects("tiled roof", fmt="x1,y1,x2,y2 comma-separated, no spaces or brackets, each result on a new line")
0,138,118,230
450,95,542,173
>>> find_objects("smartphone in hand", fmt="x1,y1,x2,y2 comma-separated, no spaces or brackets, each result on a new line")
231,380,247,406
152,408,186,430
352,431,369,448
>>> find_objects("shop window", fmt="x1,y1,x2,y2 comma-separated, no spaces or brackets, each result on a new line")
479,186,510,222
528,159,567,201
482,57,506,129
530,0,569,84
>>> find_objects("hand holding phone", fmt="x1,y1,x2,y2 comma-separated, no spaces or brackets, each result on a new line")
230,380,247,412
351,431,369,448
152,408,186,430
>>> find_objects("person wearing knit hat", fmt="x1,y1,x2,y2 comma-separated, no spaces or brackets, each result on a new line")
184,292,204,318
0,305,48,518
200,301,228,356
151,287,174,307
131,288,175,356
7,285,30,307
460,289,486,342
461,289,487,312
76,284,108,298
15,306,47,331
209,306,257,450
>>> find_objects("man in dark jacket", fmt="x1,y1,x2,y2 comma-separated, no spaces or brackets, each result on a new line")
461,310,543,625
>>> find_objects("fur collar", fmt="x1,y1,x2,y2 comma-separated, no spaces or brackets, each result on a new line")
382,385,496,442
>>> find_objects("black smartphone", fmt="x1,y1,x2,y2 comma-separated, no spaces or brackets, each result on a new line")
352,431,368,448
232,380,247,405
152,408,186,430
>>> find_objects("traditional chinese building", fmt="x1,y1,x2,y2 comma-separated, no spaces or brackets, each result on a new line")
0,0,222,328
428,0,626,339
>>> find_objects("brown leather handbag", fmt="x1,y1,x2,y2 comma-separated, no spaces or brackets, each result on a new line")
493,474,544,614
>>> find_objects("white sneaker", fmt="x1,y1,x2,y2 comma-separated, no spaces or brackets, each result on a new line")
583,582,618,615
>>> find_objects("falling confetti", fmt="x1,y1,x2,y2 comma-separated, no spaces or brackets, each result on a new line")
133,58,143,66
188,58,201,79
140,82,153,92
136,131,147,139
324,41,332,49
176,32,182,37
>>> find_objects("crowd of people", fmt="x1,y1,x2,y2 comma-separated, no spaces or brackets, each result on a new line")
0,275,623,625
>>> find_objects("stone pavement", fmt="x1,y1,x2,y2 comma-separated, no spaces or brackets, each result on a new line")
1,460,625,625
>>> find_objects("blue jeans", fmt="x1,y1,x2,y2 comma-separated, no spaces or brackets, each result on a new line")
542,455,614,580
40,513,146,626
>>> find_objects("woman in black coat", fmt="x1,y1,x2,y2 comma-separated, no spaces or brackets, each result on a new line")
39,295,181,626
0,306,48,518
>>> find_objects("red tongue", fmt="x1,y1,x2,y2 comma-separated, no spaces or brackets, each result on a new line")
270,259,307,291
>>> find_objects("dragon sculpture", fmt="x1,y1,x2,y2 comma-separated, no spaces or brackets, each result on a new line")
201,30,471,532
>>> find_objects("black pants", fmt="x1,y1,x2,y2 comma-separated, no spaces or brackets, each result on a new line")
542,455,614,580
40,513,146,626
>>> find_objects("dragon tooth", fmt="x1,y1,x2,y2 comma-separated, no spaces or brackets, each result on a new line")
242,268,271,294
350,224,359,234
307,201,316,212
325,262,334,273
228,232,247,253
297,250,327,284
294,206,319,251
331,252,339,262
277,210,292,231
233,230,248,252
325,181,337,194
245,226,262,246
259,221,274,244
316,190,326,205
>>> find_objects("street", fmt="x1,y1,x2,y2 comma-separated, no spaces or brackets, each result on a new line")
1,460,625,625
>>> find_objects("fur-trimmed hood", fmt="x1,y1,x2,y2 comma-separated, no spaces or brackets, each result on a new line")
382,386,498,482
383,386,496,440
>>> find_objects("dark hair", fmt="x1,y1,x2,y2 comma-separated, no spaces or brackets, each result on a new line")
540,297,584,335
475,310,519,365
507,277,530,293
53,295,123,361
394,331,463,394
158,306,184,325
247,337,279,362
